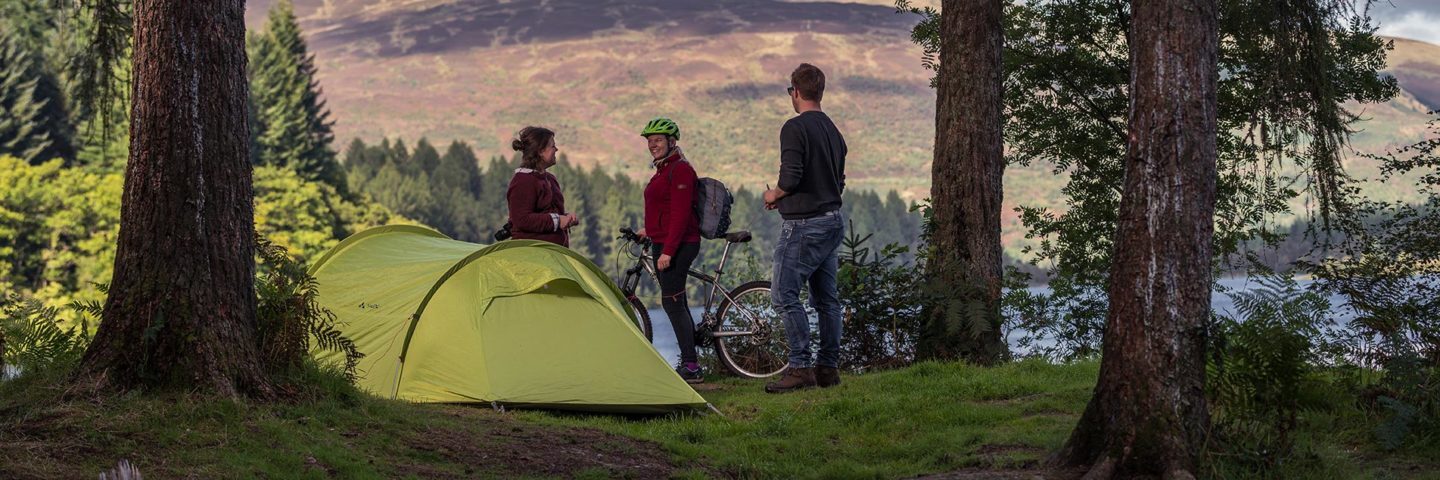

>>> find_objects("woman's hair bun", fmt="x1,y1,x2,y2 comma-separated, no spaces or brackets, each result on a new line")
511,138,526,151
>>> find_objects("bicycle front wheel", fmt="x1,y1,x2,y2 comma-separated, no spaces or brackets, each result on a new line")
714,281,789,379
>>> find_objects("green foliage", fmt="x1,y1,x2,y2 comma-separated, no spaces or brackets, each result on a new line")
0,156,121,317
248,0,346,192
0,2,74,164
72,74,129,171
254,165,403,264
836,222,922,370
1206,276,1336,476
0,292,90,375
254,234,363,382
898,0,1397,360
63,0,131,134
0,32,57,164
0,155,397,327
893,0,940,87
906,200,1015,363
1316,112,1440,451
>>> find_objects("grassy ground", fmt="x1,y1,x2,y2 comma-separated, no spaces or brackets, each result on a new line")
0,366,677,479
519,360,1097,479
1,359,1436,479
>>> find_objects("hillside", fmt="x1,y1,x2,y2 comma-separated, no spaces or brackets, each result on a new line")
241,0,1440,249
247,0,935,194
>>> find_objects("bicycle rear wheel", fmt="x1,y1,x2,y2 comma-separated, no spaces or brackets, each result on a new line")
627,296,653,343
714,281,789,379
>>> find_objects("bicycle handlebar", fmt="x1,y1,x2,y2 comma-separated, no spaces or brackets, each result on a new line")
617,227,652,247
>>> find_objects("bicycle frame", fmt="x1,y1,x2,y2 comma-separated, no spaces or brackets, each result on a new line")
618,236,767,333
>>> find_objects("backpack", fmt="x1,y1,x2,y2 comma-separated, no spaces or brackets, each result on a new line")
669,160,733,239
692,177,733,239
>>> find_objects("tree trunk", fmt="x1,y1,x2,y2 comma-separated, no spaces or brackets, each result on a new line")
1053,0,1217,477
918,0,1008,365
75,0,271,398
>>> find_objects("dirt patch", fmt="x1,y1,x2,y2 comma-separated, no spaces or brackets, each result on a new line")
393,406,683,479
0,391,702,479
691,382,729,392
974,393,1050,405
912,466,1087,480
975,444,1045,457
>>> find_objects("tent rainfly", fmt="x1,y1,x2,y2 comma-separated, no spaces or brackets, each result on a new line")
308,225,707,413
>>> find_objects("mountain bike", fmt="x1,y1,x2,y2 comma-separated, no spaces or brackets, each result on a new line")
615,227,789,379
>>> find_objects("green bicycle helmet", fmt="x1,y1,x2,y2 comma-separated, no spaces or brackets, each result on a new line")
640,117,681,139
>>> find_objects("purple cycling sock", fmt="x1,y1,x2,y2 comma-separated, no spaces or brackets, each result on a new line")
684,362,700,372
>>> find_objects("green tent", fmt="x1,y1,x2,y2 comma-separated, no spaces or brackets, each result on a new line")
308,225,707,413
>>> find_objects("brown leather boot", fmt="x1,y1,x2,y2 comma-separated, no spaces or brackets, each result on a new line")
816,366,841,388
765,367,816,393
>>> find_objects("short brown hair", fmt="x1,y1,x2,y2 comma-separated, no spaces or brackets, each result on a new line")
790,63,825,102
511,126,555,169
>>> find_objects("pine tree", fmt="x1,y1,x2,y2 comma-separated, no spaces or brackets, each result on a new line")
76,0,274,397
408,138,441,177
437,140,482,194
247,0,344,192
1054,0,1218,475
0,0,75,163
0,33,54,164
918,0,1008,364
388,138,410,166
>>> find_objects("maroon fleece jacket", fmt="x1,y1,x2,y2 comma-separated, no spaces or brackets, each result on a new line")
506,168,568,247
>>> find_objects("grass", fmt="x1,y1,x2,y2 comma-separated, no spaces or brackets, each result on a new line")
516,359,1097,479
0,365,674,479
2,359,1437,479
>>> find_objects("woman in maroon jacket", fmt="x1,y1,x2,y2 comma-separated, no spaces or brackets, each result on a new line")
637,117,704,383
506,126,578,246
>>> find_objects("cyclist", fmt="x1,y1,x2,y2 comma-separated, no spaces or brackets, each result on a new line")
636,117,704,384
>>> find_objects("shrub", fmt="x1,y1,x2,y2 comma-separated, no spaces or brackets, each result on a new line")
254,234,363,382
0,292,91,376
837,223,923,370
1205,276,1335,476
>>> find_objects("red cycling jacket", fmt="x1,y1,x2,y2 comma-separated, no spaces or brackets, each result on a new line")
643,151,701,256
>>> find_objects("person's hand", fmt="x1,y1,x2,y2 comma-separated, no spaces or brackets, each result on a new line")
658,254,672,271
561,213,579,229
763,187,785,207
636,228,647,238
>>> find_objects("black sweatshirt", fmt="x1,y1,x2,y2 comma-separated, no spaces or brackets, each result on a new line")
776,111,847,220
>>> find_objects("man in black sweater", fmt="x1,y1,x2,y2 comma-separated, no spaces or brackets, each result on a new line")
763,63,848,393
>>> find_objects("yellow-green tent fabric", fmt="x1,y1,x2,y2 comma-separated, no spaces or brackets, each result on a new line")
308,225,707,413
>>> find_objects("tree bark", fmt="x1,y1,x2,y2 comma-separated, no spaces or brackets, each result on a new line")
75,0,272,398
1053,0,1217,477
918,0,1008,365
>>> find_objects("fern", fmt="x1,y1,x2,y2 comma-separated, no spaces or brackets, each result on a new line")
1206,275,1334,475
254,234,364,382
0,293,89,373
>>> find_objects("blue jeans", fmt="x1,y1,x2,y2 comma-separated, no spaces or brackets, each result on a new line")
771,210,845,369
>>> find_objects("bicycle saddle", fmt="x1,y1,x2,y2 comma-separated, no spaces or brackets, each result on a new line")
725,231,752,244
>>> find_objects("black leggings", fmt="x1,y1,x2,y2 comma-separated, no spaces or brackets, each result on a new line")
653,242,700,364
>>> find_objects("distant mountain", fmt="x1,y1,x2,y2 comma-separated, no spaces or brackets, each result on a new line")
241,1,1439,250
247,0,937,193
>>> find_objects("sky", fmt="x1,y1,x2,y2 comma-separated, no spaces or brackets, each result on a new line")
1368,0,1440,44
